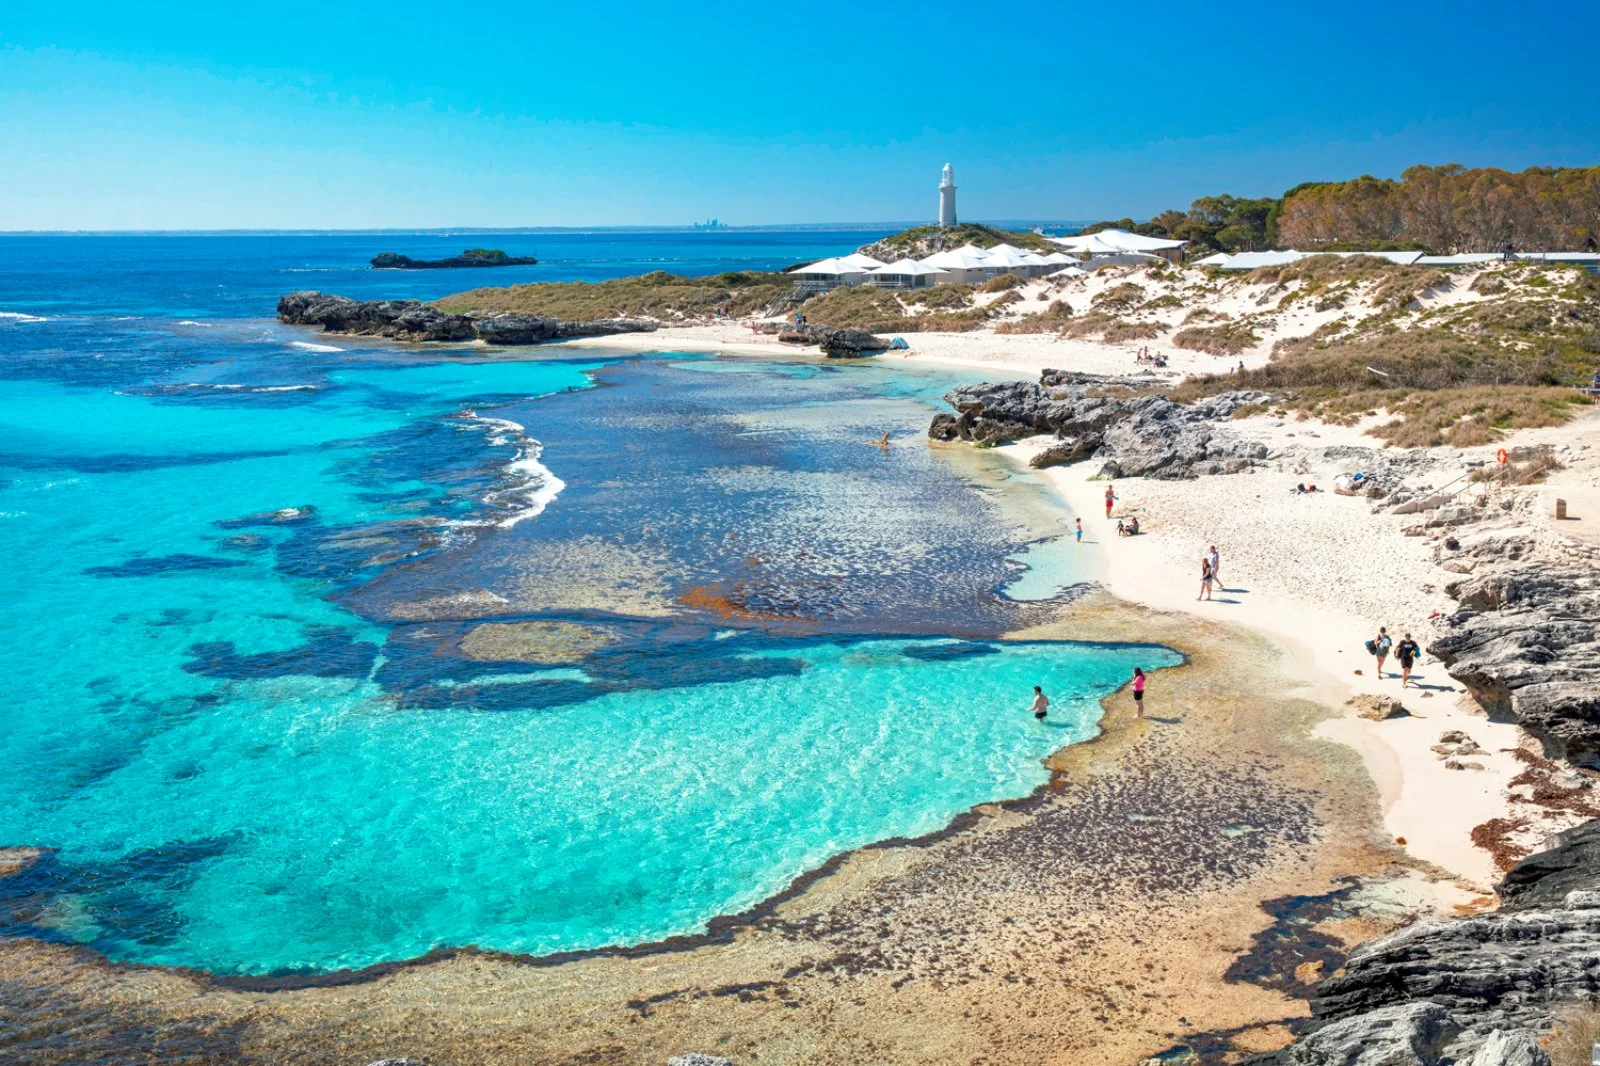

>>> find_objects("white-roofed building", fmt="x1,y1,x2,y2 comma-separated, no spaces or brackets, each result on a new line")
1051,228,1188,263
790,257,871,290
1047,265,1088,278
920,248,993,285
836,252,887,270
975,245,1036,276
866,259,950,289
1206,250,1426,270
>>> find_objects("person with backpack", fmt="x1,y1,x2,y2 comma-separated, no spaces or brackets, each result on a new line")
1396,633,1422,688
1366,627,1392,678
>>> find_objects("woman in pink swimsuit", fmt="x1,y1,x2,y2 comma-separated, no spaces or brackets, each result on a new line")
1132,667,1146,718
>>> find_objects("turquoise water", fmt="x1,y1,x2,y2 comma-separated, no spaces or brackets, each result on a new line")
0,236,1172,976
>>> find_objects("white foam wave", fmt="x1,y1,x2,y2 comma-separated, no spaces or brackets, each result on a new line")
176,320,210,327
167,382,319,393
289,341,345,352
458,411,566,530
0,311,47,323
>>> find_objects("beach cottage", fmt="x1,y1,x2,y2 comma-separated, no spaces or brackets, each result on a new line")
866,259,950,289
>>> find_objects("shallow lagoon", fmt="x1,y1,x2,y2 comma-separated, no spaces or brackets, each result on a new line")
0,236,1177,975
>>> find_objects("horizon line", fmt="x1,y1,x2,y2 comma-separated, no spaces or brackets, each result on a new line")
0,219,1094,237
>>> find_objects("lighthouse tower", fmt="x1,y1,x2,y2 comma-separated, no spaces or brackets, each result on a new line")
938,164,957,228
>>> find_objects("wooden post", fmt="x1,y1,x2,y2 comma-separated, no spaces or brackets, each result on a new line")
1555,498,1568,520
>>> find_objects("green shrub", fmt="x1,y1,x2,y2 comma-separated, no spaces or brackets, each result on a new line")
979,273,1023,292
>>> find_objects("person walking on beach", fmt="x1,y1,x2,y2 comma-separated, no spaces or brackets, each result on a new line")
1368,626,1392,678
1132,667,1146,718
1197,555,1213,601
1396,634,1421,688
1104,484,1116,520
1029,686,1049,721
1208,545,1221,588
1075,518,1083,543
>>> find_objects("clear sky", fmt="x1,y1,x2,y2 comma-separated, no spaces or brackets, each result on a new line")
3,0,1597,230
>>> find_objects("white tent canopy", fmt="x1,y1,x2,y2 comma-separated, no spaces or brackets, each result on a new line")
1051,228,1186,254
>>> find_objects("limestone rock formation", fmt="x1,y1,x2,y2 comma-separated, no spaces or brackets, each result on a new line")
928,378,1270,479
774,325,889,357
277,291,657,346
1428,567,1600,767
1251,819,1600,1064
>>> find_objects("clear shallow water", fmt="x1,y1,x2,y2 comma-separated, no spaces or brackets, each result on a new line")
0,235,1170,976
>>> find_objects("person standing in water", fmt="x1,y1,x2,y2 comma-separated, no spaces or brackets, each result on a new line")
1396,633,1421,688
1029,686,1049,721
1132,667,1146,718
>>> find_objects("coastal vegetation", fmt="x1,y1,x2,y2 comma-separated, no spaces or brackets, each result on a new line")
434,270,793,321
857,222,1056,261
1162,259,1600,445
1079,163,1600,254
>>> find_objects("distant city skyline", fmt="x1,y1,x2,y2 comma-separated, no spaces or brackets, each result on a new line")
3,0,1598,231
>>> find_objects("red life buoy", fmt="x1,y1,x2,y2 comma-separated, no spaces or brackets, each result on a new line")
1496,448,1508,464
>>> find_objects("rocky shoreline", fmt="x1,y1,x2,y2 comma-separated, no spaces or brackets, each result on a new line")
1249,821,1600,1065
928,373,1270,479
276,290,657,345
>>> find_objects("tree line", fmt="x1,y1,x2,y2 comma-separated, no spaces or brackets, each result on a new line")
1081,164,1600,255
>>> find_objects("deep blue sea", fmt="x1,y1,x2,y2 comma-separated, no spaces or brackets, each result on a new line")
0,232,1174,975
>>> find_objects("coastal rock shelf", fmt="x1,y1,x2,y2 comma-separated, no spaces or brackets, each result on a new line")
1430,566,1600,767
277,290,656,344
928,374,1270,479
1252,821,1600,1065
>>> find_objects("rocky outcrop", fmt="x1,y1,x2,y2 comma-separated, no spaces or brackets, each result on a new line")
371,248,538,269
1428,567,1600,767
775,325,889,358
1251,820,1600,1065
277,291,655,345
929,378,1270,479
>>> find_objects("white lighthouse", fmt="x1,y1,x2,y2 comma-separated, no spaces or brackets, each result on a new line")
938,163,957,228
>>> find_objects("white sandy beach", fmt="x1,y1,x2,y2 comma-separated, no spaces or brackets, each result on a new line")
556,262,1600,897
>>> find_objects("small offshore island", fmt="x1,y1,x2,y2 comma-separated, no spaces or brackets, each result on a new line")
370,247,538,269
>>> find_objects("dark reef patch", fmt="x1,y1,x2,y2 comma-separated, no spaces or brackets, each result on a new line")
83,554,249,578
183,628,380,680
901,641,1001,662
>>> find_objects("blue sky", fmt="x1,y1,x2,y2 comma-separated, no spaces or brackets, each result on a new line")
2,0,1597,230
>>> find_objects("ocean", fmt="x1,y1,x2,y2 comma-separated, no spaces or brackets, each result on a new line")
0,232,1175,976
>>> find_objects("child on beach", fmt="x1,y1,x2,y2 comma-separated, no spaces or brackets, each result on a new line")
1029,686,1049,721
1075,518,1083,543
1104,484,1116,519
1132,667,1146,718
